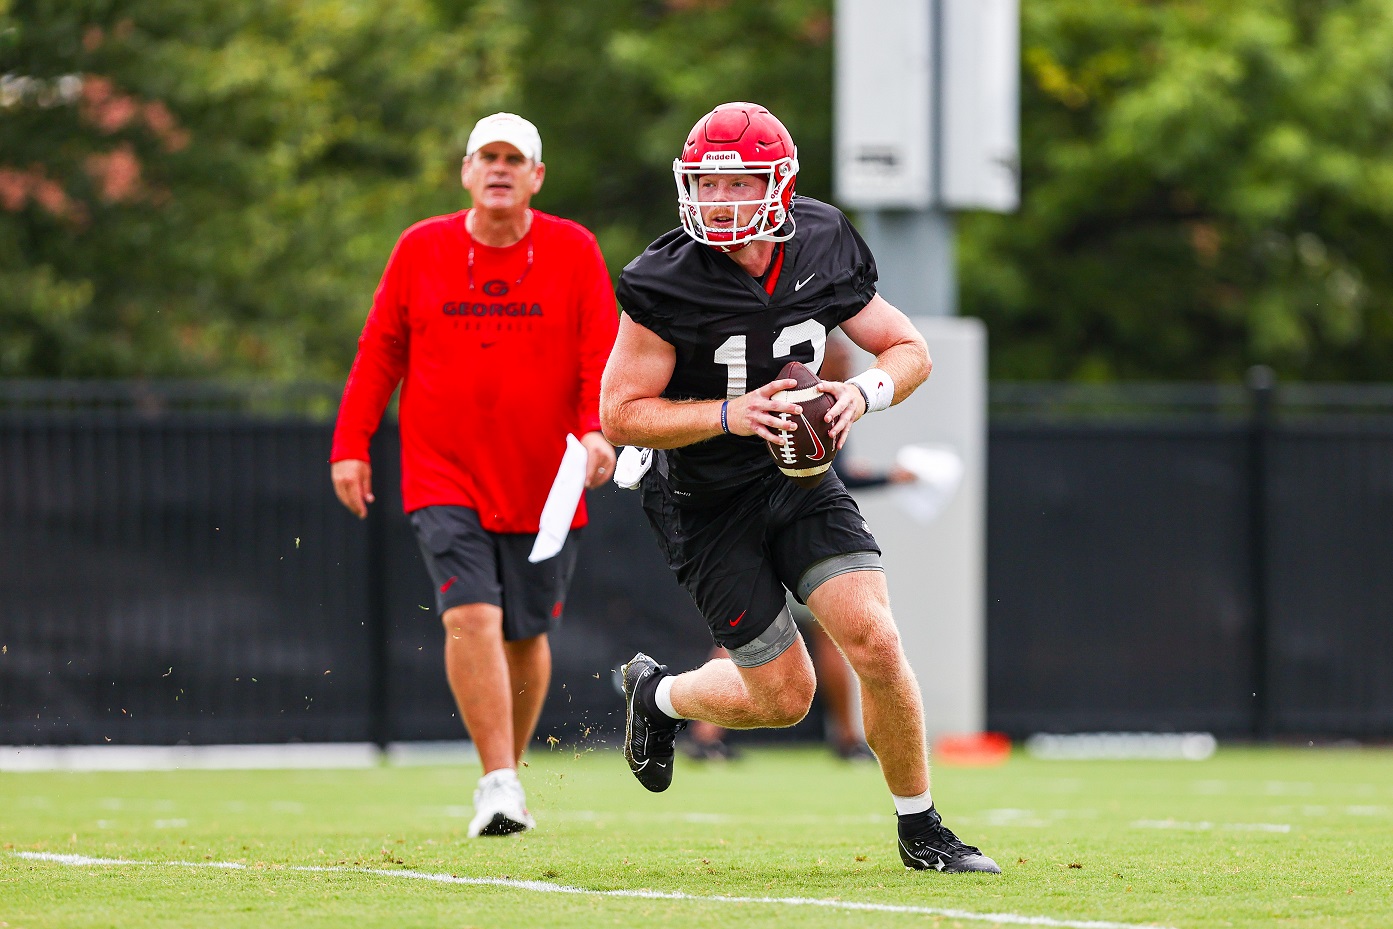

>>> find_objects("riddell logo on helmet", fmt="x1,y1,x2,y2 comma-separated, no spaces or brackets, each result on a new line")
702,151,742,165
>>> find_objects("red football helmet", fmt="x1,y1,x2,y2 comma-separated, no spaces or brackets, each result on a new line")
674,102,799,251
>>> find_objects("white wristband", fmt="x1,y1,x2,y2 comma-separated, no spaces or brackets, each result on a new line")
847,368,894,413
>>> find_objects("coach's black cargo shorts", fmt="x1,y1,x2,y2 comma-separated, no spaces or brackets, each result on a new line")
409,505,581,641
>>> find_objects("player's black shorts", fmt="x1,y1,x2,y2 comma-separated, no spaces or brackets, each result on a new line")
409,505,581,642
639,468,880,651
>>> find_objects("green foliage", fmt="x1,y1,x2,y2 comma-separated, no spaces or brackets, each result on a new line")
0,0,504,378
513,0,834,280
6,0,1393,381
1,0,834,378
964,0,1393,380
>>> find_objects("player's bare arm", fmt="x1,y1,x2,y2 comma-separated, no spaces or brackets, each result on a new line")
601,314,801,448
818,294,931,446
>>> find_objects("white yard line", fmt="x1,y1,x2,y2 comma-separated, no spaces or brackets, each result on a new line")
0,743,381,772
0,741,478,772
13,851,1177,929
1132,820,1291,833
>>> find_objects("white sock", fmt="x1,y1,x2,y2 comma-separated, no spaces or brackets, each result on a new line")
480,767,518,787
655,676,683,720
892,789,933,816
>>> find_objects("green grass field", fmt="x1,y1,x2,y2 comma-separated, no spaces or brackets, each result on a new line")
2,744,1389,928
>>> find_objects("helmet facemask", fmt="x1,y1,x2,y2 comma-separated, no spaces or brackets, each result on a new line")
674,155,798,252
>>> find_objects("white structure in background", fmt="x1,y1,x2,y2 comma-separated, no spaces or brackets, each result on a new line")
836,0,1019,211
835,0,1019,314
847,317,987,736
1026,733,1219,761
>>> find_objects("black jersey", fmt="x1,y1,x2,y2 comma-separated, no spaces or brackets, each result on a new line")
617,196,878,493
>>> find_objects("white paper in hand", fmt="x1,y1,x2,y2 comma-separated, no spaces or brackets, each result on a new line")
893,443,965,524
528,434,589,563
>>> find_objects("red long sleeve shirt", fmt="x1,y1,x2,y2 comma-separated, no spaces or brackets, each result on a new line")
331,209,618,532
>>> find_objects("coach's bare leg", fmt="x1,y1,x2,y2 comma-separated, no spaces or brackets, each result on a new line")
668,635,816,729
503,634,551,764
807,571,929,797
441,603,515,774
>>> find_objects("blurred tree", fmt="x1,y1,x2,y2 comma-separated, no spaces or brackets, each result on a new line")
510,0,834,281
6,0,1393,382
961,0,1393,381
0,0,509,378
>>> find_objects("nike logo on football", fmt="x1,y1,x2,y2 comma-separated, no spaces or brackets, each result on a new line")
794,274,816,291
799,413,826,460
729,610,746,628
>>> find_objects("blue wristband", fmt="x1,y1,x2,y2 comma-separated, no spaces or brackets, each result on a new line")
852,382,871,414
720,399,731,434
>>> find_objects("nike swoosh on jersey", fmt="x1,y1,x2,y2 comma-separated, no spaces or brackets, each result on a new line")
729,610,747,628
794,274,816,291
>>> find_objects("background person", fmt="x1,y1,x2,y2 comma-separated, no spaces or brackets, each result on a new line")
330,112,618,838
601,102,999,873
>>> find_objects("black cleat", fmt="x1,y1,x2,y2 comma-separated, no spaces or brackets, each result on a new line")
898,806,1002,873
621,652,686,792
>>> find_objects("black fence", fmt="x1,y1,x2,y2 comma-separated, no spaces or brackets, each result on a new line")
0,381,718,748
986,378,1393,740
2,379,1391,746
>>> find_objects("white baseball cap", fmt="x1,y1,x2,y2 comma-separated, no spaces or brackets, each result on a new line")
465,112,542,162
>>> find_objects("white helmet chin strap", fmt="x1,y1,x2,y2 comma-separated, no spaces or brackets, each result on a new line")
709,210,798,253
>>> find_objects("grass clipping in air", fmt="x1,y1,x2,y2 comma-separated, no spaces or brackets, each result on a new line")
1,745,1389,928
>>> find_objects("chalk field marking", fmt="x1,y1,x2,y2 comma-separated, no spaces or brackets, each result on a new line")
1132,820,1291,833
0,741,478,772
13,851,1175,929
542,809,889,826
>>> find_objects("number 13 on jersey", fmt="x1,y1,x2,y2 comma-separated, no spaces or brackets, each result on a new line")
713,320,827,399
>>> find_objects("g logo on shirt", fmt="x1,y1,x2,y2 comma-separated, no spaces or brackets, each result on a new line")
482,280,509,297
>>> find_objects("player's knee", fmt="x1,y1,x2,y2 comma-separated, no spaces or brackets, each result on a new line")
767,677,815,726
840,619,905,683
745,659,815,726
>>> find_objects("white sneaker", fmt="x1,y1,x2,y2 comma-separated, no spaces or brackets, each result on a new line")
467,769,535,837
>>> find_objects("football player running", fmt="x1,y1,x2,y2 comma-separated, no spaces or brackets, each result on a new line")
599,102,999,873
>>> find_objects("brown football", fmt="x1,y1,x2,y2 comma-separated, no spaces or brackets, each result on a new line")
765,361,838,488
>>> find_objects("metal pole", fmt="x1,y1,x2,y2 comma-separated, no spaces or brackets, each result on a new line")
365,435,392,754
1246,365,1275,741
857,209,957,317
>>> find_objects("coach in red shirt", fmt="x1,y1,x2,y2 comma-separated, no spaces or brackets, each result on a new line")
331,112,618,837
